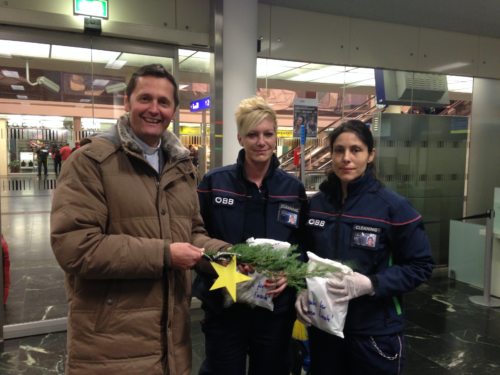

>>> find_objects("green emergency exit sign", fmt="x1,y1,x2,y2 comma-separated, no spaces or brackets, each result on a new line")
74,0,108,19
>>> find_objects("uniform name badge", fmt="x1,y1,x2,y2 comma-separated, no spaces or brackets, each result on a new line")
277,204,299,228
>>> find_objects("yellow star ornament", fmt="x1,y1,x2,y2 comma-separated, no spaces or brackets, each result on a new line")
209,255,252,302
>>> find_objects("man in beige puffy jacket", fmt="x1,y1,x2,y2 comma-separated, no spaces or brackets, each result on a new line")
51,64,228,375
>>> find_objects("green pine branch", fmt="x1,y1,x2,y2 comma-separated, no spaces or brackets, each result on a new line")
205,243,340,291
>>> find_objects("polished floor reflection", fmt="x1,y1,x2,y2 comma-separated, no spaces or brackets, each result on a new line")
1,192,67,326
2,275,500,374
2,189,500,374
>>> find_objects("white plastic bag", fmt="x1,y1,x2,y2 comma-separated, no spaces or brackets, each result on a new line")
304,251,352,338
223,238,291,311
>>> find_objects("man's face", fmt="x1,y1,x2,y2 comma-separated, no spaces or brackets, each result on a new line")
124,76,177,147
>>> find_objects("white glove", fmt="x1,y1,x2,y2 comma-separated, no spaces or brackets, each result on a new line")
327,272,374,303
294,290,312,325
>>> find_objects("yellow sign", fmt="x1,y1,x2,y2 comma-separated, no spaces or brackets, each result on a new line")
180,126,201,135
277,128,293,138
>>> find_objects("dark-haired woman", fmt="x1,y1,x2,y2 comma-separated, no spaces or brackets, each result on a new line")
296,120,433,375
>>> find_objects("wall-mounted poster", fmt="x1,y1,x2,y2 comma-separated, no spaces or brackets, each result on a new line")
293,98,318,138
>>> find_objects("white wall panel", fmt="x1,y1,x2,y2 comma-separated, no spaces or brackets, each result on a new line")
0,1,208,47
418,28,479,76
105,0,175,29
467,77,500,216
0,0,72,14
176,0,210,34
349,18,419,71
257,4,271,58
478,37,500,79
264,6,349,64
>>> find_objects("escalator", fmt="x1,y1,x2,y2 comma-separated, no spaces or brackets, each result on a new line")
279,96,379,174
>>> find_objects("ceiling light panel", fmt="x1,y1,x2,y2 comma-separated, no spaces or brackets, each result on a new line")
6,115,65,128
92,79,110,86
290,65,348,82
118,53,172,69
179,56,210,73
1,69,20,78
447,76,473,93
0,40,50,58
10,85,25,91
320,68,375,86
51,45,120,63
105,59,127,69
178,49,197,62
256,58,308,78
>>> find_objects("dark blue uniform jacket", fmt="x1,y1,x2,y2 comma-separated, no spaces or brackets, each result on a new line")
306,171,434,335
194,149,307,315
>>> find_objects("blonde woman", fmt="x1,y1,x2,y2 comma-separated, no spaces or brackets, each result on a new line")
194,96,307,375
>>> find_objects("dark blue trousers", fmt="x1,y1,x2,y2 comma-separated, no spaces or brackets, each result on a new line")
199,303,295,375
308,326,405,375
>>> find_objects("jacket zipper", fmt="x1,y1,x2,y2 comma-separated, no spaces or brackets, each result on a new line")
334,205,343,260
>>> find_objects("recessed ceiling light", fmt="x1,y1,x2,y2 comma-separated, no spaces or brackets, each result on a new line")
0,40,50,58
92,79,110,86
2,69,20,78
80,98,92,103
11,84,25,91
16,95,28,100
51,45,120,63
105,59,127,69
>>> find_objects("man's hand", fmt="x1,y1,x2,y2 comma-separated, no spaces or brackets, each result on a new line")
327,272,374,303
170,242,204,270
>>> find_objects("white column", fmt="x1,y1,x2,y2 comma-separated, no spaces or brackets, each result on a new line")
222,0,258,166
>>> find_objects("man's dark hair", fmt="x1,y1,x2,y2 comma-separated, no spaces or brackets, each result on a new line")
126,64,179,108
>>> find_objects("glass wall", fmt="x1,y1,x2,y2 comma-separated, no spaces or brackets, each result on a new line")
0,26,209,334
0,25,476,336
257,63,473,266
373,111,468,265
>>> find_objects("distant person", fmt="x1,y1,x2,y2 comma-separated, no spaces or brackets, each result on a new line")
71,141,81,153
36,144,49,177
188,144,199,166
293,114,305,138
51,64,229,374
1,234,10,305
307,120,317,137
51,144,62,176
59,143,72,163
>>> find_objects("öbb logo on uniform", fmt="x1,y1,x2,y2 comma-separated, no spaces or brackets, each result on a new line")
308,218,325,227
214,197,234,206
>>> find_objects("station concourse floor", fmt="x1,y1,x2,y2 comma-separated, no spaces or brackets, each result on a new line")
1,184,500,374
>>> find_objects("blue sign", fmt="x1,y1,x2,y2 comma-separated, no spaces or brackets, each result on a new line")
190,97,211,112
300,124,306,145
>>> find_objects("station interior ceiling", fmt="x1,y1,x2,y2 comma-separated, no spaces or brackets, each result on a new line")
0,0,484,125
261,0,500,39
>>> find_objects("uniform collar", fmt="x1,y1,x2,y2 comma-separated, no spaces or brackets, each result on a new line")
236,149,280,184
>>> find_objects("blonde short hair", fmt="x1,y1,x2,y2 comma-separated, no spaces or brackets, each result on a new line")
235,96,277,137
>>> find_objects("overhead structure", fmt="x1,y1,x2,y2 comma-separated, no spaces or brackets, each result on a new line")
25,61,60,93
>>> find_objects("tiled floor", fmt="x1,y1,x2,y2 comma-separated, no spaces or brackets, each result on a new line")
2,184,500,374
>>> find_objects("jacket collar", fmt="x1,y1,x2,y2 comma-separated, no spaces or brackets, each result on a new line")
235,148,280,182
319,167,379,206
107,113,190,162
